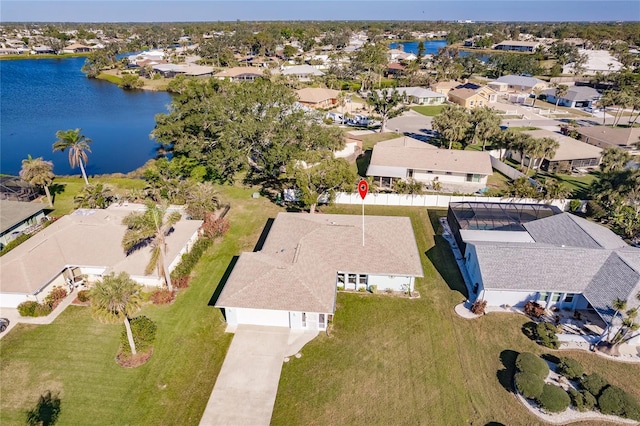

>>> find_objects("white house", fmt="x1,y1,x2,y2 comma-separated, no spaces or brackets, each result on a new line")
281,64,324,81
493,75,547,94
542,85,601,109
447,202,640,344
562,49,623,75
392,87,447,105
215,213,423,330
366,137,493,193
0,204,202,308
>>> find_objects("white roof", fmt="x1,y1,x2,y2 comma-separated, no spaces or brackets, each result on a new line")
0,204,202,295
281,65,324,76
392,87,446,99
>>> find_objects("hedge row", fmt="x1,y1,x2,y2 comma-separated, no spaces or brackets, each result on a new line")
170,237,212,280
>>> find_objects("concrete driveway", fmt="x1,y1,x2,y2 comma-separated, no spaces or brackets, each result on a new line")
386,110,434,140
200,325,316,426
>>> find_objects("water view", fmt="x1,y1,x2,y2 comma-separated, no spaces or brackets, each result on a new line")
0,57,172,176
390,39,489,61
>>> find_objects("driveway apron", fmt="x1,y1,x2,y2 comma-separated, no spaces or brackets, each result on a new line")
199,325,291,426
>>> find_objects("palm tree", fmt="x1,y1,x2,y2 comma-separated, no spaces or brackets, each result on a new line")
531,87,544,108
73,183,114,209
599,147,630,173
52,128,92,185
19,155,55,207
534,137,560,174
469,107,501,151
89,272,143,355
605,298,627,343
121,202,182,291
552,84,568,111
432,105,472,149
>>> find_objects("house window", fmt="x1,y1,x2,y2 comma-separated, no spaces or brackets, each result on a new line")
302,313,307,327
466,174,481,183
539,292,549,302
470,101,475,106
348,274,356,286
427,170,433,174
564,293,574,303
319,314,326,329
337,273,345,286
479,101,484,106
358,275,367,287
552,293,561,302
445,172,452,175
407,169,414,178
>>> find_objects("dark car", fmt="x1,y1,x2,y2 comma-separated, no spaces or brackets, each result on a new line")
0,318,9,332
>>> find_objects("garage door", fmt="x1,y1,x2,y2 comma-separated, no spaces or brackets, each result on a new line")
235,308,290,327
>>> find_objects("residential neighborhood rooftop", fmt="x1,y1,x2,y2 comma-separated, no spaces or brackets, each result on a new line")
0,200,45,235
523,129,603,161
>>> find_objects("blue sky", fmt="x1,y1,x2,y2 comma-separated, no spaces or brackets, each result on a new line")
2,1,639,22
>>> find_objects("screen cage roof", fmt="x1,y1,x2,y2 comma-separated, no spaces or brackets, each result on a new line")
449,202,560,232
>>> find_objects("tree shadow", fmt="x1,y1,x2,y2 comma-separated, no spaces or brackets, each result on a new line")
48,183,66,205
497,349,520,393
541,353,561,365
522,321,537,341
485,423,506,426
26,390,61,426
425,210,468,298
356,150,371,177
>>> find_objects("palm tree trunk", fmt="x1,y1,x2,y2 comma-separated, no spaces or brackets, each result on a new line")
79,159,89,185
160,251,174,292
555,99,560,111
124,317,137,355
309,203,316,214
44,185,53,207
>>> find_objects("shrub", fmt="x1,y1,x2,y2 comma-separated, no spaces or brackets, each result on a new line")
44,286,67,310
535,322,559,349
515,371,544,399
537,384,571,413
357,286,367,292
471,299,487,315
34,303,52,317
598,386,640,420
17,301,39,317
556,357,584,380
581,373,609,398
120,316,157,354
76,290,90,302
369,285,377,294
172,275,190,289
202,213,230,239
569,199,582,212
170,238,212,279
524,301,546,318
150,288,174,305
516,352,549,379
337,285,344,291
0,233,32,255
569,389,597,412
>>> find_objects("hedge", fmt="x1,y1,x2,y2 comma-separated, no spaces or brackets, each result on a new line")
170,238,212,279
515,371,544,399
537,384,571,413
599,386,640,421
581,373,609,398
120,316,157,355
556,357,584,380
515,352,549,379
569,389,597,412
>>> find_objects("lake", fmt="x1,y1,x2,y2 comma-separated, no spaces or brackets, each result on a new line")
0,57,172,176
390,40,489,61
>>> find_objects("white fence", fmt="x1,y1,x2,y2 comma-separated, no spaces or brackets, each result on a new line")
334,192,573,211
489,155,539,187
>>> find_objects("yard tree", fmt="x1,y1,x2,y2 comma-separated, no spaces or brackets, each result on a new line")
552,84,569,111
184,182,220,220
416,40,425,61
152,78,344,183
367,89,403,133
432,105,472,149
52,128,92,185
493,128,519,161
89,272,143,355
530,137,560,175
19,155,55,207
81,48,116,78
511,132,536,172
505,176,538,198
121,201,182,291
600,147,630,173
469,107,502,151
73,183,114,209
292,156,355,214
532,87,544,108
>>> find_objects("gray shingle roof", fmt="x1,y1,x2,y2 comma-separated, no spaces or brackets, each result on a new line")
542,86,600,102
0,200,45,234
215,213,424,313
523,213,626,249
495,75,543,88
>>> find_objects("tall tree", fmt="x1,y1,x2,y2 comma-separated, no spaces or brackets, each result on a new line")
52,128,92,185
532,87,544,108
600,147,631,173
552,84,569,111
532,137,560,174
121,202,182,291
367,89,403,133
19,155,55,207
89,272,143,355
469,107,502,151
432,105,472,149
292,156,355,214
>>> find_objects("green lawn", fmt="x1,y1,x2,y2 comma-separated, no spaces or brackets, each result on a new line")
0,184,283,425
272,206,640,425
411,105,447,116
537,171,599,200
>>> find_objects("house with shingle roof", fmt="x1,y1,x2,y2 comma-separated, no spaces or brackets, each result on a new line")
214,212,423,330
0,200,46,250
0,204,202,308
492,75,547,94
576,126,640,156
542,85,601,109
366,136,493,192
449,202,640,343
391,87,446,105
447,84,497,109
213,66,266,82
295,87,340,109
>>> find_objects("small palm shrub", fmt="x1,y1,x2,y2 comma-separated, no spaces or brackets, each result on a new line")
76,290,90,302
17,301,39,317
120,316,157,355
556,357,584,380
537,384,570,413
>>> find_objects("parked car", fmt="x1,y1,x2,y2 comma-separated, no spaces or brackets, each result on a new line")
0,318,9,332
583,106,600,114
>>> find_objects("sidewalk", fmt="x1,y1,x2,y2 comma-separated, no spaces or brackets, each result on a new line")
0,291,78,339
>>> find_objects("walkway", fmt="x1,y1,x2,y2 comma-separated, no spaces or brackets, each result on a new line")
199,325,318,426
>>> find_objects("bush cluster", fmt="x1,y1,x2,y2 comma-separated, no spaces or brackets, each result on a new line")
524,301,546,318
471,299,487,315
120,316,157,355
580,373,609,398
170,238,212,282
514,352,549,400
150,288,175,305
44,286,68,310
76,290,90,303
535,322,559,349
569,389,597,412
538,383,571,413
516,352,549,379
17,301,42,317
556,357,584,380
202,213,230,239
598,386,640,420
17,286,68,317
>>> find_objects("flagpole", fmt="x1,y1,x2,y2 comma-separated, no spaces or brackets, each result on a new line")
362,197,365,247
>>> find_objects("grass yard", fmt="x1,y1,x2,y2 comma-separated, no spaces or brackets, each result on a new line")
272,205,640,426
0,184,283,425
46,176,147,217
486,169,511,193
537,171,599,199
412,105,447,116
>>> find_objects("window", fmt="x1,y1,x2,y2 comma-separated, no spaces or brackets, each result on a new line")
552,293,561,302
564,293,574,303
348,274,356,285
470,101,475,106
319,314,326,328
337,273,345,285
465,174,481,183
539,292,549,302
358,275,367,287
302,313,306,327
407,169,414,178
427,170,433,174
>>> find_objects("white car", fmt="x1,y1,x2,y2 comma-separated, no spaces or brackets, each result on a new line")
583,107,600,114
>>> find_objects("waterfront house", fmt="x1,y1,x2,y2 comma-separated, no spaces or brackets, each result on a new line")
0,200,46,250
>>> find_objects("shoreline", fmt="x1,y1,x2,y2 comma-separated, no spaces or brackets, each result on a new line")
0,52,90,61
